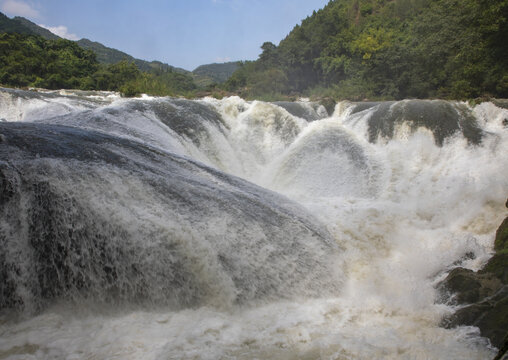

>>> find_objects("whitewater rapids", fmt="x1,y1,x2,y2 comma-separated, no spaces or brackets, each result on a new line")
0,88,507,359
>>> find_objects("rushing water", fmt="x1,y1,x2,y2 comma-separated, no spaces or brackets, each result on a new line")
0,88,507,359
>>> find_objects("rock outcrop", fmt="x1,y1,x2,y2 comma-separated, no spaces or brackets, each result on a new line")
439,200,508,358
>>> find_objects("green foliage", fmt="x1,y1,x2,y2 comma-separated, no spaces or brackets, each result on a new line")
122,68,197,97
76,38,132,65
0,12,199,97
94,60,140,91
12,16,60,40
76,39,190,76
225,0,508,100
0,12,36,36
0,33,98,89
192,62,240,86
1,12,192,78
350,27,395,60
0,33,197,97
77,60,197,97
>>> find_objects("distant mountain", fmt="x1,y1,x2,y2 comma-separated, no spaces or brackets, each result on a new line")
12,16,60,40
0,12,35,35
0,12,190,75
192,62,240,86
1,12,240,89
76,38,131,64
76,38,189,75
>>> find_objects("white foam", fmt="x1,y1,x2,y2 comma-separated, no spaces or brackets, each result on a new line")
0,300,495,359
1,91,507,359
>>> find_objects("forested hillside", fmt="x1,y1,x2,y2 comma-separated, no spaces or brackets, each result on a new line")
0,12,35,35
192,62,240,87
76,38,190,75
12,16,60,40
0,12,239,95
0,33,97,89
3,1,507,100
225,0,508,100
0,12,192,77
0,33,196,96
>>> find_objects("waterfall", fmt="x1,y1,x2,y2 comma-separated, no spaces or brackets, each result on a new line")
0,88,506,359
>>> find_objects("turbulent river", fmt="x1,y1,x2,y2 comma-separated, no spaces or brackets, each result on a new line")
0,88,507,359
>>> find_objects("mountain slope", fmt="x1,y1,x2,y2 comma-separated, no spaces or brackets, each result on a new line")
76,38,189,74
0,32,98,89
0,12,35,35
13,16,60,40
0,32,197,96
0,12,191,76
0,12,241,88
76,38,138,66
226,0,508,100
192,62,240,86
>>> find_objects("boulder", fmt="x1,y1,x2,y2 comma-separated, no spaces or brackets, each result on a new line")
494,333,508,360
439,199,508,354
494,217,508,252
438,267,502,305
443,285,508,348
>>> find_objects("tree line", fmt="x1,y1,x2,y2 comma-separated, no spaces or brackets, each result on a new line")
0,33,196,97
224,0,508,100
2,0,507,100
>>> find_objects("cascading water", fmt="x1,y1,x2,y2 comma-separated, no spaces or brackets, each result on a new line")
0,88,507,359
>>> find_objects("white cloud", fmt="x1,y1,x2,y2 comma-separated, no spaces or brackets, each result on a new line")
215,57,231,63
38,24,79,40
1,0,40,18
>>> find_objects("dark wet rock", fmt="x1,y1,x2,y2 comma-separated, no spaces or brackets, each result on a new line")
349,100,483,146
439,202,508,351
438,267,502,305
150,98,226,144
481,215,508,285
495,217,508,253
349,101,382,115
318,98,336,117
0,122,341,313
494,333,508,360
482,253,508,285
492,99,508,110
273,101,327,121
443,285,508,349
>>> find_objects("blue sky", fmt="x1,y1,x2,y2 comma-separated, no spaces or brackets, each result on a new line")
0,0,329,70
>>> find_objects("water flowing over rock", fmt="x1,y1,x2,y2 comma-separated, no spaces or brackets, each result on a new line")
0,89,507,359
439,202,508,355
0,122,341,312
342,99,483,145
